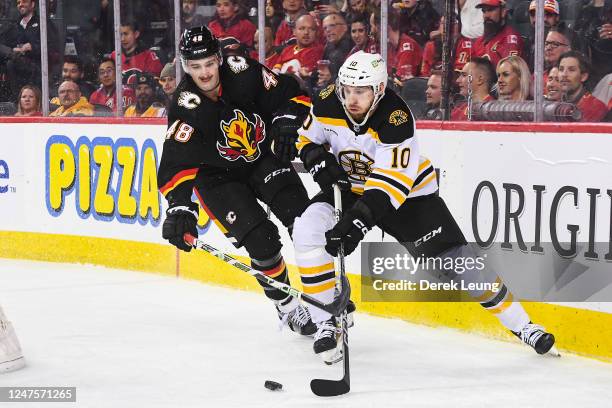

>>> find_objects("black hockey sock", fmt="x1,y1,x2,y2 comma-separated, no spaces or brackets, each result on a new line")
252,253,291,302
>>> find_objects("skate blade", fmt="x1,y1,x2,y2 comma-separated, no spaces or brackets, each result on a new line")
546,345,561,357
0,356,25,373
322,347,343,365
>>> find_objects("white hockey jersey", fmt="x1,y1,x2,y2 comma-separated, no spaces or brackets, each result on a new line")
296,84,438,209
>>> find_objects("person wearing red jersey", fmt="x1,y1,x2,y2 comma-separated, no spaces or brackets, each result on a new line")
451,57,496,121
251,27,281,69
472,0,524,68
89,58,135,113
274,0,307,47
558,51,609,122
421,15,473,77
110,21,163,83
208,0,257,47
388,13,422,85
273,14,324,79
348,16,378,56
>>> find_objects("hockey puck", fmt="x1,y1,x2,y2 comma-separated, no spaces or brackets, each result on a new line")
264,380,283,391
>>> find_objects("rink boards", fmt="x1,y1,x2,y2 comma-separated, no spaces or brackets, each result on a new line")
0,117,611,361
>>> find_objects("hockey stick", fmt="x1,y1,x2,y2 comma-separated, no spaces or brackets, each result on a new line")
310,184,351,397
183,234,350,316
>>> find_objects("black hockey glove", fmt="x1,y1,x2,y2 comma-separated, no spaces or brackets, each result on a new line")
270,103,308,163
301,144,351,192
270,114,301,163
162,202,199,252
325,200,374,257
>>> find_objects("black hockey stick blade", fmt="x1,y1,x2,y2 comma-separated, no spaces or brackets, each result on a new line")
310,342,350,396
310,313,351,397
310,376,350,397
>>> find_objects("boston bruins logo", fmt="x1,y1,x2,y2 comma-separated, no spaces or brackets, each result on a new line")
338,150,374,182
389,109,409,126
319,84,335,99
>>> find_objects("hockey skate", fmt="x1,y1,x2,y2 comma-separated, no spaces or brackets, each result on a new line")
313,317,341,363
277,301,317,336
0,319,25,373
316,301,356,365
512,322,560,356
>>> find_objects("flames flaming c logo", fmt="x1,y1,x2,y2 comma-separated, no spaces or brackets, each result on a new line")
217,110,266,162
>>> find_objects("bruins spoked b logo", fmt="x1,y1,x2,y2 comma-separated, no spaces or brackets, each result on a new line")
338,150,374,182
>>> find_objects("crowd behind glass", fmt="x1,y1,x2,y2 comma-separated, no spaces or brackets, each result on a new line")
0,0,610,121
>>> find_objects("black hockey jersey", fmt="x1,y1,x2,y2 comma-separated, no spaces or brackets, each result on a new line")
158,55,310,200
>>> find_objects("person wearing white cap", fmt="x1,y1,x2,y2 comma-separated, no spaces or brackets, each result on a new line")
525,0,562,69
528,0,561,29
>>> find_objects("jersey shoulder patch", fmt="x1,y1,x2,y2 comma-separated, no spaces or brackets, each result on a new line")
371,92,415,144
312,89,345,121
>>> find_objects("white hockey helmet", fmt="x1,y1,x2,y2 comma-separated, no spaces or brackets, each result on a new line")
335,51,388,128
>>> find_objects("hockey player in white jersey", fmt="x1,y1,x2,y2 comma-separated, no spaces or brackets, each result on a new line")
288,51,557,357
0,305,25,373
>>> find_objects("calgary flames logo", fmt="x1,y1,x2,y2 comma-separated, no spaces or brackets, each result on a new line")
217,110,266,162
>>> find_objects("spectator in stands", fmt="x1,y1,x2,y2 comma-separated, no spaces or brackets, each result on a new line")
124,72,166,117
89,58,135,113
391,0,440,47
253,27,280,68
524,0,561,69
574,1,612,85
459,0,484,39
528,0,560,29
266,0,285,33
452,57,497,120
496,55,531,101
111,21,163,82
544,25,575,71
0,0,41,101
545,66,562,101
273,14,324,79
421,15,473,77
50,80,95,117
558,50,609,121
473,0,524,68
274,0,307,46
388,12,422,87
593,72,612,111
348,15,378,56
208,0,257,47
59,56,96,99
315,13,353,89
344,0,370,23
182,0,207,29
424,72,443,119
159,63,177,108
14,84,41,116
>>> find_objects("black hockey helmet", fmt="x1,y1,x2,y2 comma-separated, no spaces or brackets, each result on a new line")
179,26,221,61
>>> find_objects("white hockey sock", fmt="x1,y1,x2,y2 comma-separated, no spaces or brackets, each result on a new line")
295,247,336,324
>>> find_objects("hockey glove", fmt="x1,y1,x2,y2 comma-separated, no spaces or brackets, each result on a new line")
270,104,308,163
325,200,374,256
162,202,199,252
302,145,351,192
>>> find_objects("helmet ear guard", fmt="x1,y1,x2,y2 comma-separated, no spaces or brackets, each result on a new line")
335,51,388,128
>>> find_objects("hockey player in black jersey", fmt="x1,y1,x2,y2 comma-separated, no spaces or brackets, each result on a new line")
289,51,557,358
157,26,316,335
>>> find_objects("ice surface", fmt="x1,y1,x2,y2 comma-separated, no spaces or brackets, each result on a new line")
1,259,611,408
